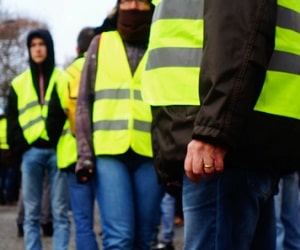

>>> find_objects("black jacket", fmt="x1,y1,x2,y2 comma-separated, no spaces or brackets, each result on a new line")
151,0,300,183
193,0,300,173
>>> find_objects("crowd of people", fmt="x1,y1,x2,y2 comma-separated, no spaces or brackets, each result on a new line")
0,0,300,249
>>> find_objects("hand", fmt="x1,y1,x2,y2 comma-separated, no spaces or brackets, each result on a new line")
184,140,227,183
75,158,94,183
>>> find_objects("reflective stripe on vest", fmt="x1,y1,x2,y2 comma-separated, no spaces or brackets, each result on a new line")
0,118,9,150
93,31,153,157
142,0,204,105
254,0,300,119
12,69,62,144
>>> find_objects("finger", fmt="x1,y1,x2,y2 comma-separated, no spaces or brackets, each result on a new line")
203,160,215,175
184,150,201,183
184,148,193,173
214,147,226,173
192,151,204,176
214,154,224,173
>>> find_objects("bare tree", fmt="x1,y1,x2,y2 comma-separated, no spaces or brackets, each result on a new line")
0,4,48,109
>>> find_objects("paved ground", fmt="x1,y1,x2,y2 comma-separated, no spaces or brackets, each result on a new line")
0,204,184,250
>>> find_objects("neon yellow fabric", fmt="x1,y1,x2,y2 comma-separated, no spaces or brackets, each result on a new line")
0,118,9,150
12,68,64,144
65,57,85,135
152,0,161,6
56,58,84,169
254,0,300,119
141,0,203,105
56,121,77,169
93,31,153,157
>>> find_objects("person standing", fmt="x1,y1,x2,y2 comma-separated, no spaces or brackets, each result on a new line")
152,191,176,250
143,0,300,249
183,0,300,249
75,1,163,249
47,26,99,250
6,29,70,250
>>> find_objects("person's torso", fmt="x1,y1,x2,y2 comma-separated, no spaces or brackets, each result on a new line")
12,68,63,145
92,31,153,157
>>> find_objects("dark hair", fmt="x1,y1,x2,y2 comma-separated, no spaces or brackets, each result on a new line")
77,27,96,55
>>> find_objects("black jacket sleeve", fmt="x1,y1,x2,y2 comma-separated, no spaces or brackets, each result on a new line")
193,0,277,147
6,87,30,156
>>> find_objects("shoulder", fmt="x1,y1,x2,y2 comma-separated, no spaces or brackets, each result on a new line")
12,69,30,85
52,67,69,81
89,34,102,51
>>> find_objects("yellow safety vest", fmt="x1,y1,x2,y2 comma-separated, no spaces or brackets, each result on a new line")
152,0,161,6
142,0,204,106
56,58,84,169
93,31,153,157
254,0,300,119
65,57,85,134
0,117,9,150
56,120,77,169
11,68,63,144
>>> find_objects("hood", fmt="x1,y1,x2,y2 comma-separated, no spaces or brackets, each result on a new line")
26,29,55,86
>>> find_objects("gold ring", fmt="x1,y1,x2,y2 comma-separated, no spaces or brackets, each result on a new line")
204,164,213,168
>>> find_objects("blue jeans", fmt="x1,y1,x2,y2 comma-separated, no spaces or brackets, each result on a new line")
94,151,163,249
160,192,175,244
274,172,300,250
21,147,70,250
0,163,19,203
183,168,279,250
17,173,52,225
67,172,99,250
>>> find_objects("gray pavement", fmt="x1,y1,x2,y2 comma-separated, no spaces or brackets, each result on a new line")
0,204,184,250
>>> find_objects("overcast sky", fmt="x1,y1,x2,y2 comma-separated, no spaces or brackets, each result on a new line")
2,0,116,66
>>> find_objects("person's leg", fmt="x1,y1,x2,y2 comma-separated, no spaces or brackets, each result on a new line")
160,192,175,245
47,149,70,250
151,192,176,249
274,178,284,250
4,164,19,204
219,170,277,250
0,166,6,204
40,170,53,236
173,186,184,226
133,158,163,250
183,168,278,250
182,174,218,250
280,172,300,250
94,156,135,249
67,171,99,250
16,190,24,237
21,147,44,250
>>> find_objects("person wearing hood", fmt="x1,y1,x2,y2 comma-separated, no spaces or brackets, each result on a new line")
6,29,70,250
74,1,163,249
